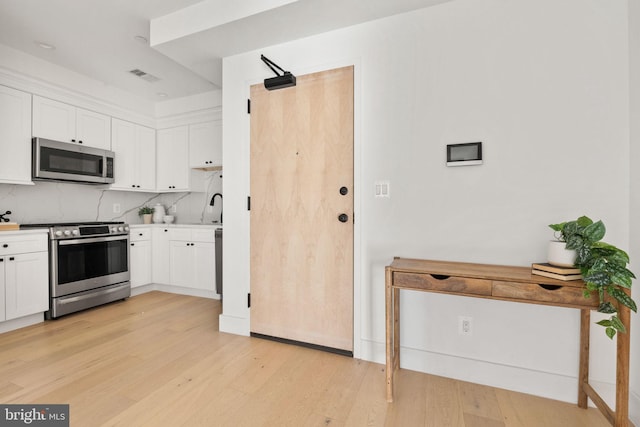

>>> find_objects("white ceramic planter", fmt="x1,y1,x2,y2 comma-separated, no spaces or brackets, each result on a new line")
547,240,577,267
152,203,166,223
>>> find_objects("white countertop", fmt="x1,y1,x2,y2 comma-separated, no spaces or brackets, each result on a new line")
0,228,50,236
130,223,222,229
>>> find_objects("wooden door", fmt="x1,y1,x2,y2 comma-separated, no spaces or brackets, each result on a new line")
250,66,354,353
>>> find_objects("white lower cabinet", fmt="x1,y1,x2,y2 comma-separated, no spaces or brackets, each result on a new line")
169,228,215,292
151,227,171,285
130,229,151,288
0,233,49,322
131,226,217,293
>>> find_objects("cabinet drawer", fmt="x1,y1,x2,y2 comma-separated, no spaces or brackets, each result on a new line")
130,229,150,242
168,228,192,241
492,281,599,308
0,234,47,256
394,272,491,296
191,229,215,242
169,228,215,242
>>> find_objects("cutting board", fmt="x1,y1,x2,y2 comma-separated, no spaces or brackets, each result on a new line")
0,223,19,231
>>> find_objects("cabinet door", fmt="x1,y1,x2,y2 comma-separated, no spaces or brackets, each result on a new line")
111,119,155,192
157,126,189,191
0,86,32,185
110,119,137,190
32,96,76,142
0,258,6,321
169,240,195,287
152,228,171,285
76,108,111,149
4,251,49,320
193,242,215,291
135,125,156,192
189,121,222,168
130,240,151,288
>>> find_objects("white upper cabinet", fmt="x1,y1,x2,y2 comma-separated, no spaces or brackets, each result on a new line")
76,108,112,150
111,118,156,192
189,121,222,170
157,126,190,192
0,85,32,185
32,96,111,150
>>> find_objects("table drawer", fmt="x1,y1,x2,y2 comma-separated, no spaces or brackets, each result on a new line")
492,281,599,308
394,272,492,296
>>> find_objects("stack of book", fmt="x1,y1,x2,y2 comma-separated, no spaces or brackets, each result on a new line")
531,263,582,281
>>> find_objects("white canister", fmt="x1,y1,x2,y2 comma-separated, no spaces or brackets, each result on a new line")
547,240,577,267
152,203,166,223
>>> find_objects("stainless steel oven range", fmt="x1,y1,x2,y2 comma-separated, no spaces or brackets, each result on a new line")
21,221,130,319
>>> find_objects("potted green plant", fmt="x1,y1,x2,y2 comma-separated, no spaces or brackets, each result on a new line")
549,215,637,338
138,206,154,224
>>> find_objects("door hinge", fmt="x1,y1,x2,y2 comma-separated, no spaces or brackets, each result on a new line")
247,99,251,114
247,293,251,308
247,196,251,211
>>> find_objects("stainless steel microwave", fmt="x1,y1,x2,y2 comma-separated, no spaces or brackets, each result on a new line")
32,137,115,184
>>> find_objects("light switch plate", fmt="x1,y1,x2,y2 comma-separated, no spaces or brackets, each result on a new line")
375,181,390,198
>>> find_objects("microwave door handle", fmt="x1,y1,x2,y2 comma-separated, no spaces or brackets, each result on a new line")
99,157,104,177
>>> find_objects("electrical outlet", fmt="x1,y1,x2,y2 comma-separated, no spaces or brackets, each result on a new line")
458,316,473,336
113,203,121,214
171,204,177,213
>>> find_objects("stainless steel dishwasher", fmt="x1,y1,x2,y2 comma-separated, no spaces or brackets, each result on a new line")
215,228,222,299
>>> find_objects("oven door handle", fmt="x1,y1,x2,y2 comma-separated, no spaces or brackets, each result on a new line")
58,235,128,245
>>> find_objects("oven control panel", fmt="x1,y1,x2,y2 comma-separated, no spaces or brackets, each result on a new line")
50,223,130,239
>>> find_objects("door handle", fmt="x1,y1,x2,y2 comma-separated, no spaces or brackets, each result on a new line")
338,213,349,223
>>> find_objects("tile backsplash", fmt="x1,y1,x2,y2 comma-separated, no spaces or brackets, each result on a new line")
0,171,222,225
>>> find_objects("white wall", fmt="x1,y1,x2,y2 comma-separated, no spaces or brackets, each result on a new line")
222,0,633,409
628,0,640,423
0,43,155,126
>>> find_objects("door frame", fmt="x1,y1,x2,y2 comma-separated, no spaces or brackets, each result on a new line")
245,60,362,358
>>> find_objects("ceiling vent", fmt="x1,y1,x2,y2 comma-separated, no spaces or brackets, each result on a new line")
128,69,160,83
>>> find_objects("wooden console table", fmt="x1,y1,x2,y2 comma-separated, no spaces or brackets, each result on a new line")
385,258,632,427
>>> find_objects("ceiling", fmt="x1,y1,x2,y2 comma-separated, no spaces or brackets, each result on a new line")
0,0,451,102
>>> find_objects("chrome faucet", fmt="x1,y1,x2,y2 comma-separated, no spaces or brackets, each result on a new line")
209,193,223,223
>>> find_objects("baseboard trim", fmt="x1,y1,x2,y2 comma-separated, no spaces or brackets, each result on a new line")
358,338,615,406
131,283,219,299
630,389,640,427
219,313,250,336
0,313,44,334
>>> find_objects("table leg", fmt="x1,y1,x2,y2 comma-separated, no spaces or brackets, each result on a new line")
578,309,590,409
393,287,400,370
615,300,630,426
385,267,394,402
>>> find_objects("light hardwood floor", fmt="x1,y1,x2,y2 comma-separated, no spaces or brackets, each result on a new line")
0,291,609,426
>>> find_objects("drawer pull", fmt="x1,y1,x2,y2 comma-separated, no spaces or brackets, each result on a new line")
538,284,562,291
431,274,450,280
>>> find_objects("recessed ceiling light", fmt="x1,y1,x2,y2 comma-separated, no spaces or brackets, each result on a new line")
156,92,168,98
134,35,148,45
35,41,55,50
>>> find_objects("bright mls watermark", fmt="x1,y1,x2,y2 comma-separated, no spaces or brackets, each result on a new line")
0,405,69,426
